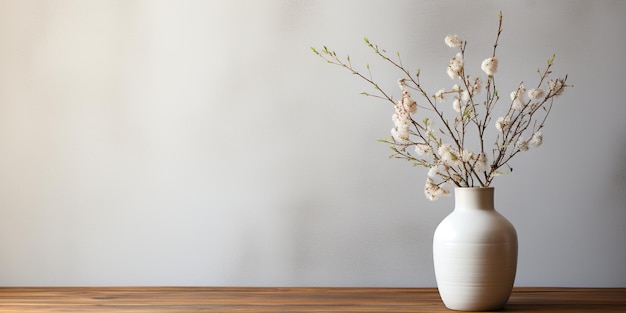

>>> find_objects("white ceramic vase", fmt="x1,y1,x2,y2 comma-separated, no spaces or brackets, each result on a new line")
433,187,518,311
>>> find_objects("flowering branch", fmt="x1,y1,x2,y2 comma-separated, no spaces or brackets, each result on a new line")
312,12,569,200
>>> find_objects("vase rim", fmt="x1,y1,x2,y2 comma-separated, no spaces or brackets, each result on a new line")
454,186,494,190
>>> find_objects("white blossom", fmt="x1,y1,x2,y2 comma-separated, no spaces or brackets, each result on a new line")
415,143,432,156
495,116,512,132
453,98,462,113
528,88,545,100
391,127,409,143
424,178,450,201
461,149,475,162
495,117,504,131
444,34,463,48
516,137,529,151
447,53,464,79
437,144,451,158
395,90,417,122
510,83,526,110
511,96,524,111
428,166,439,178
402,92,417,114
438,144,460,166
446,68,455,80
549,79,565,96
481,57,498,76
475,153,488,172
530,132,543,147
392,101,412,143
461,90,471,103
391,112,400,125
435,89,446,101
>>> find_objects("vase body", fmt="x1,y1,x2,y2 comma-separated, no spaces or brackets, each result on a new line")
433,187,518,311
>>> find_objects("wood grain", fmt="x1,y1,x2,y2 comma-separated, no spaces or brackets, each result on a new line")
0,287,624,312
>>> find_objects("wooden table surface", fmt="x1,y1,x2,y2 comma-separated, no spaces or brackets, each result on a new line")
0,287,624,312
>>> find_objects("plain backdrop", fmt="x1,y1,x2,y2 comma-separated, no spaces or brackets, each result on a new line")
0,0,624,287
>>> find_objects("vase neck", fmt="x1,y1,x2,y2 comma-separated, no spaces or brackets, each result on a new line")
454,187,495,211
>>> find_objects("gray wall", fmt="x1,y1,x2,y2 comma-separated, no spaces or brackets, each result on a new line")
0,0,624,287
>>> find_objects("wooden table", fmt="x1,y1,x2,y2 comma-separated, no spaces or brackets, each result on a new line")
0,287,624,312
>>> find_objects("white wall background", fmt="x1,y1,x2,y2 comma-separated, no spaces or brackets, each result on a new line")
0,0,624,287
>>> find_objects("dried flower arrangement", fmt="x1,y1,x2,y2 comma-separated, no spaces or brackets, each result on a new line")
312,13,569,200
